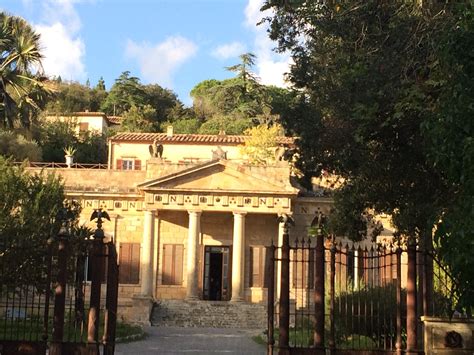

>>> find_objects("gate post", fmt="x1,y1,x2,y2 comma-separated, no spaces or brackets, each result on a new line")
314,232,325,350
267,243,275,355
103,242,119,355
328,236,336,354
278,214,293,355
396,246,403,355
406,236,418,355
50,227,69,355
87,209,109,355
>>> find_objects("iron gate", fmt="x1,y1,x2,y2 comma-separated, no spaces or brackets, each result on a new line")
0,210,119,355
267,218,467,354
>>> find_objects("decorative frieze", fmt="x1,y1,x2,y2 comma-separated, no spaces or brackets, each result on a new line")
147,192,291,212
79,198,143,212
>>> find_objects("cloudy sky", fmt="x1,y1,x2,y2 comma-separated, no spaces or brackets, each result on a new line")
2,0,291,105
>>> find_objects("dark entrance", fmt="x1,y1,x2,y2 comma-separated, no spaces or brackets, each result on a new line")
203,246,230,301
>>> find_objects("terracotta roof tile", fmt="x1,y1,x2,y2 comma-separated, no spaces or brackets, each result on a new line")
109,132,294,145
106,116,122,125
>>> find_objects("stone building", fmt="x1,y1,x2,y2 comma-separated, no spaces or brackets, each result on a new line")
31,129,393,325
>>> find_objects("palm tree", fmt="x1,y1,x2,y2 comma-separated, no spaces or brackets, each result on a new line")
0,12,50,129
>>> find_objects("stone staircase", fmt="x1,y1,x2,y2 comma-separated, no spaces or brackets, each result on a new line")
150,300,267,329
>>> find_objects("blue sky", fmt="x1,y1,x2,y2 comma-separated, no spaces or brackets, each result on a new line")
1,0,290,105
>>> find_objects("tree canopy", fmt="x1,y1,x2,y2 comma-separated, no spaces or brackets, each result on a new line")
263,1,474,305
0,12,50,129
0,157,81,285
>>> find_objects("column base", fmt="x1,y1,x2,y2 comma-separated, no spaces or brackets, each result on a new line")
230,297,244,303
126,295,154,325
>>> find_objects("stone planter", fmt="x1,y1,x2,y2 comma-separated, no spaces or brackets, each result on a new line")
422,316,474,354
65,154,73,168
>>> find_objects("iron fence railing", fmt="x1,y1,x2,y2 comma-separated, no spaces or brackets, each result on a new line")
267,231,471,354
0,230,119,355
14,162,108,169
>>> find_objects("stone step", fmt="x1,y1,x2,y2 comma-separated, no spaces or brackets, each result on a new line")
151,300,267,329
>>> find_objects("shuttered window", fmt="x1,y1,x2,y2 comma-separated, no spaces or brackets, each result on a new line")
79,122,89,132
292,249,315,289
119,243,140,284
115,159,141,170
250,246,271,288
162,244,184,285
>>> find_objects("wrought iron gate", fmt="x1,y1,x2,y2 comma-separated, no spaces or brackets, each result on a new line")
267,218,467,355
0,210,119,355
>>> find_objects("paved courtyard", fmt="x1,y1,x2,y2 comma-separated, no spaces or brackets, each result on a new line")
115,326,266,355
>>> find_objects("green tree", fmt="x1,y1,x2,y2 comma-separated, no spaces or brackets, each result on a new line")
0,130,42,161
0,12,50,128
240,123,284,165
120,104,156,132
190,54,296,133
263,0,469,292
100,71,146,116
0,157,80,285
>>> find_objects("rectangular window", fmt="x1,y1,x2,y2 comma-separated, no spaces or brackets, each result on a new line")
119,243,140,284
162,244,184,285
79,122,89,132
116,159,141,170
292,248,315,289
250,246,271,288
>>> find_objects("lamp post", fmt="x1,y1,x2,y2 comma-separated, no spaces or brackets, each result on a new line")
312,211,326,350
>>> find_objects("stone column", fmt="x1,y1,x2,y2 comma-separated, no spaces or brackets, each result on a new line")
140,210,155,297
231,212,246,302
276,217,285,300
186,210,201,300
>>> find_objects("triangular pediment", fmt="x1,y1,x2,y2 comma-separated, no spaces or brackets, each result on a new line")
138,160,298,195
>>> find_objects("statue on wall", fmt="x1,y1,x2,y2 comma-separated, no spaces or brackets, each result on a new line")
212,146,227,160
149,139,164,158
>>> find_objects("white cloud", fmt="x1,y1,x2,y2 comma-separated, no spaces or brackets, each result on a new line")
211,41,246,60
244,0,292,87
35,22,86,80
32,0,87,80
126,36,198,88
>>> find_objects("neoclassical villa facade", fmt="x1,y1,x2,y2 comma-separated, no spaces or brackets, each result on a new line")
29,128,393,323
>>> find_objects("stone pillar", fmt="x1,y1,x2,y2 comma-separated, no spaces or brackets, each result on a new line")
140,210,155,297
276,218,285,300
186,210,201,300
231,212,246,302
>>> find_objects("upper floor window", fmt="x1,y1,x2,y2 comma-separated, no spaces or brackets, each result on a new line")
116,159,141,170
79,122,89,132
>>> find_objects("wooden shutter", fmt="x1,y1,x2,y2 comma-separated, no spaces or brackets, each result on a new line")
174,245,183,285
79,122,89,132
162,244,183,285
263,247,271,288
130,243,140,284
250,247,260,287
134,159,141,170
119,243,140,284
251,246,269,288
116,159,122,170
162,244,173,285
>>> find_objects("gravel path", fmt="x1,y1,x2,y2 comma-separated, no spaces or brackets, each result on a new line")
115,326,266,355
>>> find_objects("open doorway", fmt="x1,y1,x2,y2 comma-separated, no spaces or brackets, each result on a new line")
203,246,230,301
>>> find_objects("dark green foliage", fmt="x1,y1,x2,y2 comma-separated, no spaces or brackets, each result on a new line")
263,1,474,307
334,284,406,346
190,54,297,134
34,121,107,164
0,157,80,286
0,130,42,161
0,12,51,129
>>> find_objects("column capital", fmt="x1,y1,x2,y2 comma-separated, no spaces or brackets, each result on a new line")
187,210,202,216
232,211,247,217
